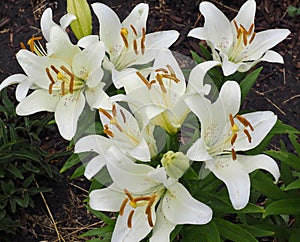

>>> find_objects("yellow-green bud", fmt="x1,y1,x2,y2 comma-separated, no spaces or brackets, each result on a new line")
161,151,190,179
67,0,92,40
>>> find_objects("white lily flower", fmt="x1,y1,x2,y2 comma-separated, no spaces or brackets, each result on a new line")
40,8,76,42
98,103,156,161
185,81,280,210
188,0,290,76
8,25,109,140
79,3,179,88
75,102,156,179
89,146,212,242
112,49,189,134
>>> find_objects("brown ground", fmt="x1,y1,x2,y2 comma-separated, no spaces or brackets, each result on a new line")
0,0,299,241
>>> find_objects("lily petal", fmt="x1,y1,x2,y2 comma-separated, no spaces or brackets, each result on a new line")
112,205,153,242
233,0,256,30
54,91,85,140
75,134,112,154
84,155,106,180
106,146,158,193
92,3,123,55
77,35,100,48
238,154,280,182
47,26,80,65
221,56,242,76
122,3,149,34
259,50,284,64
162,182,213,224
241,29,291,62
59,13,76,30
186,61,220,94
89,185,125,212
85,83,111,109
187,138,212,161
16,80,33,102
206,157,250,210
199,1,233,52
40,8,57,42
234,111,277,151
16,89,59,115
150,202,176,242
0,74,28,91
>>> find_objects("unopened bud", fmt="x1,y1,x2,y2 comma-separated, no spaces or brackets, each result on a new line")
161,151,190,179
67,0,92,40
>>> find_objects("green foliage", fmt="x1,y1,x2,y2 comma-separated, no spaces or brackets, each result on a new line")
288,5,300,18
0,89,61,234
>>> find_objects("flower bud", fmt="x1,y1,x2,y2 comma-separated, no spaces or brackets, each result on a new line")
67,0,92,40
161,151,190,179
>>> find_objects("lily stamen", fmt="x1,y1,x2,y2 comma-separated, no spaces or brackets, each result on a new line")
60,65,74,94
119,198,129,216
99,108,113,120
231,148,237,160
141,27,146,55
133,39,139,55
231,133,238,145
249,32,256,44
103,124,114,137
136,71,151,89
235,115,254,131
120,189,156,228
243,129,252,143
27,36,42,52
45,67,55,94
120,109,126,123
155,68,168,73
130,24,138,36
120,28,129,48
127,210,135,228
156,73,167,93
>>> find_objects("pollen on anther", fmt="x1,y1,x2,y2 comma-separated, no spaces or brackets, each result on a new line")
120,28,129,48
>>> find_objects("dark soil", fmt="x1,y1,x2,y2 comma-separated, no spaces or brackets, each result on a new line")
0,0,299,241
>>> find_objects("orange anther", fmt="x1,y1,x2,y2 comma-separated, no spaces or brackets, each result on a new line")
156,74,167,93
130,24,138,36
127,210,135,228
249,32,256,44
133,39,139,55
231,148,237,160
136,71,151,89
231,133,238,146
119,198,129,216
99,108,113,120
243,129,252,143
229,114,234,127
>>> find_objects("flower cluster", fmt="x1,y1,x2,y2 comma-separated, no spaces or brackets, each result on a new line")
0,0,290,241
